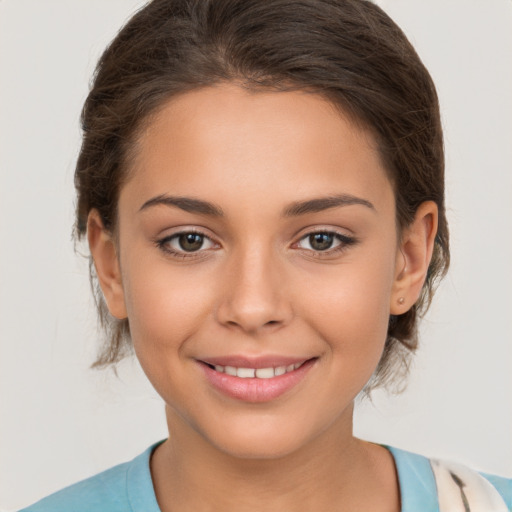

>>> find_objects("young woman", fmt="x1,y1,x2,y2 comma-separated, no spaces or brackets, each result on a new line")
17,1,511,511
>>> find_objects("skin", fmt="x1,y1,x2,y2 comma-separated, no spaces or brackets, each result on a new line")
88,84,437,511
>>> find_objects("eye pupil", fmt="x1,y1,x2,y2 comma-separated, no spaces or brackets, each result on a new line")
309,233,333,251
178,233,204,251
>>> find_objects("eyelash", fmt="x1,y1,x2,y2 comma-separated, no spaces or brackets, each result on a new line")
294,230,358,258
155,229,357,259
155,230,217,259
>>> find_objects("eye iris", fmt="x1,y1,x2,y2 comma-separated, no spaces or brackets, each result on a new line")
309,233,333,251
178,233,204,252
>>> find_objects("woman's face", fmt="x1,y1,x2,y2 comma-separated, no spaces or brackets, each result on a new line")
110,85,406,458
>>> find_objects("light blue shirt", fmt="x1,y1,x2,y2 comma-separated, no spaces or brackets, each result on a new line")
20,442,512,511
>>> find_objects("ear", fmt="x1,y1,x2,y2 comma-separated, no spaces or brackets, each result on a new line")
87,210,127,319
390,201,438,315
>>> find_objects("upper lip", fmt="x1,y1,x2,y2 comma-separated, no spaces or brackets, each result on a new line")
199,355,314,369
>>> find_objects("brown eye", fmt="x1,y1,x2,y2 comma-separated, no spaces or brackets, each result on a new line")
296,230,356,255
308,233,334,251
159,231,216,255
178,233,205,252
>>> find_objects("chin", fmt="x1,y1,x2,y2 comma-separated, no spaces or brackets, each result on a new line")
200,411,328,461
214,431,306,460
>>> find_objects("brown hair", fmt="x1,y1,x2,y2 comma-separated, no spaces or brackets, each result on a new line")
75,0,449,392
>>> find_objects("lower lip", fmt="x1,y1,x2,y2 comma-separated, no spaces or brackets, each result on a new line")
199,359,316,403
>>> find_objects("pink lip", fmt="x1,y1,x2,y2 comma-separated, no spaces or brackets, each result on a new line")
198,357,316,403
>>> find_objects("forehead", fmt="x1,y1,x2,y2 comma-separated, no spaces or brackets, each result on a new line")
124,84,393,214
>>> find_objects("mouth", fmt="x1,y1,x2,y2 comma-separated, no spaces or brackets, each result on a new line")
198,357,317,402
203,360,307,379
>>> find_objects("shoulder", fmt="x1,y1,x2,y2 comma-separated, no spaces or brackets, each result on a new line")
387,446,512,512
19,461,131,512
18,443,162,512
480,471,512,509
431,459,512,511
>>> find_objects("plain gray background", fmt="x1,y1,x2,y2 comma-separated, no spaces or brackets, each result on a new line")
1,1,511,509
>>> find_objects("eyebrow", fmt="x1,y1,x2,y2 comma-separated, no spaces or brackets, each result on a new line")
139,194,224,216
283,194,375,216
139,193,375,217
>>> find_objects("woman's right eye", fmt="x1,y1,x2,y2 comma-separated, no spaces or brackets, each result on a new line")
157,231,216,256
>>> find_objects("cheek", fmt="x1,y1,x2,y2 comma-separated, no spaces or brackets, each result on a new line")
120,256,215,356
119,257,221,411
299,253,395,371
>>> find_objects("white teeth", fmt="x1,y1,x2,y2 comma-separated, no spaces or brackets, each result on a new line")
209,361,307,378
255,367,274,379
237,367,255,378
225,366,237,376
274,366,286,376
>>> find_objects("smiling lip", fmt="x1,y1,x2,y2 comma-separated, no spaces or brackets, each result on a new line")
198,356,317,403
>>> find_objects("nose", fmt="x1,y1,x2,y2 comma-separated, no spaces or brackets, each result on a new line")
215,246,293,334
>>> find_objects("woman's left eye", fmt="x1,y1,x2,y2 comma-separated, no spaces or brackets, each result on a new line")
296,231,355,253
158,232,216,255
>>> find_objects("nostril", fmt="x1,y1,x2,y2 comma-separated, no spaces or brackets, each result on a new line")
216,291,292,332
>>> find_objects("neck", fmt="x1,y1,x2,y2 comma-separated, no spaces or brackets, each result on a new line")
151,404,400,512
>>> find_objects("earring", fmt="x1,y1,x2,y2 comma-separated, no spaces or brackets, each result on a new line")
397,297,405,305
